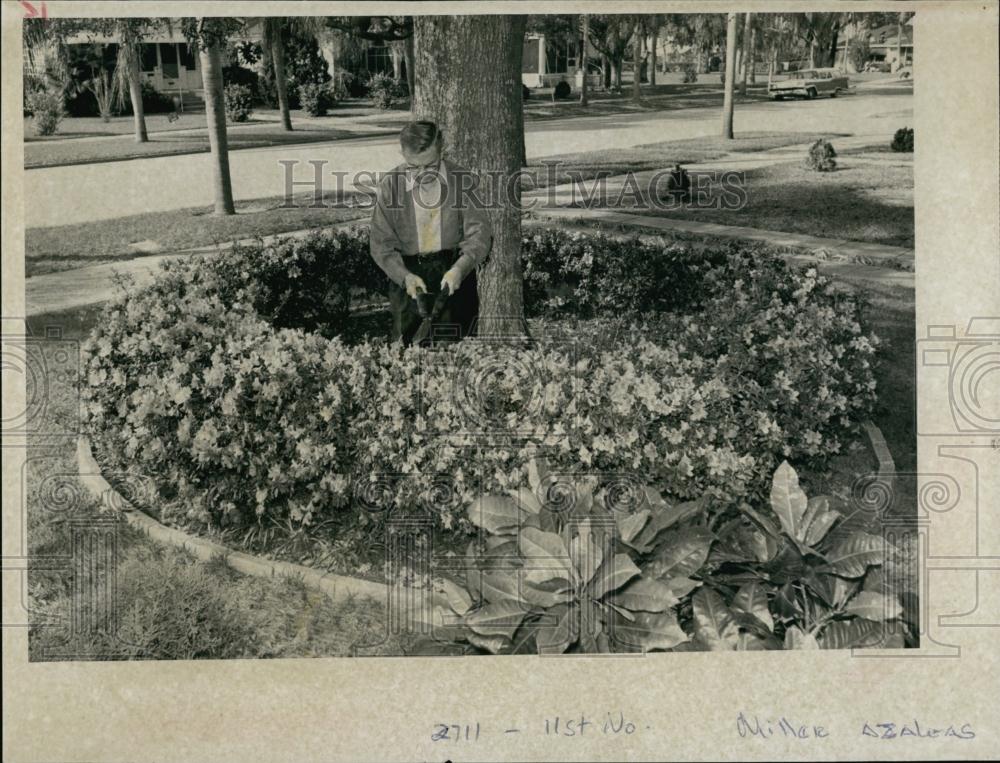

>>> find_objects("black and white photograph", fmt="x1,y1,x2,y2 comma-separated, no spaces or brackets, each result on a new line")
3,1,998,761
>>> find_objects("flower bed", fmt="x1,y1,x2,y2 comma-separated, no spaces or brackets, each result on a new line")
82,225,881,549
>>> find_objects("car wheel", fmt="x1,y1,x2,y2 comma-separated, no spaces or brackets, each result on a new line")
807,88,817,99
773,94,784,101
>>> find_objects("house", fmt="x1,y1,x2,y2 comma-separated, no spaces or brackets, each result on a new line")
522,32,600,90
835,20,914,72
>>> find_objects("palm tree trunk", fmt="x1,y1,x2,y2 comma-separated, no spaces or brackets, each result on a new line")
272,29,293,131
748,28,757,84
721,12,738,139
199,38,235,215
125,45,148,143
739,13,752,96
413,15,527,336
579,15,589,106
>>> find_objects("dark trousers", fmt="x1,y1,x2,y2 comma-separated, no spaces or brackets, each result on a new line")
388,250,479,345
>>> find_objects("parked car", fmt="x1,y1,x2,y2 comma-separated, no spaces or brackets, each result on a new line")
864,60,892,73
769,68,849,100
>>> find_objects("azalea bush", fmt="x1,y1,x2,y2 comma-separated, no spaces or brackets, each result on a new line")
82,226,879,543
407,459,910,654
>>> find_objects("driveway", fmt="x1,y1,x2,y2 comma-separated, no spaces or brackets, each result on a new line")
24,84,912,228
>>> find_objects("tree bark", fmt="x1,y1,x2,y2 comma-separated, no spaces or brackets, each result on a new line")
748,27,756,84
403,33,416,109
739,13,751,95
649,25,657,86
721,12,737,139
579,14,589,106
272,28,293,131
612,56,622,89
199,40,235,215
632,19,642,102
126,46,147,143
413,15,527,336
602,53,611,88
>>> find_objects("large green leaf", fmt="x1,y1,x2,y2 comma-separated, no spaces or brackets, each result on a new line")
667,576,702,600
691,588,739,650
478,571,526,604
821,532,885,578
818,618,888,649
535,604,574,654
732,581,774,632
613,610,689,652
510,486,543,515
844,591,902,621
464,599,528,638
616,509,651,547
609,575,680,613
588,553,641,600
737,631,782,651
518,526,573,585
521,578,573,608
783,625,820,650
811,573,859,608
770,460,808,540
801,496,841,547
527,456,550,493
569,520,606,586
645,526,714,582
434,577,474,615
466,631,509,654
467,494,522,533
631,493,708,552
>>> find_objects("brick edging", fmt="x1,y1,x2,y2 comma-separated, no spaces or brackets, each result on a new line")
75,436,441,609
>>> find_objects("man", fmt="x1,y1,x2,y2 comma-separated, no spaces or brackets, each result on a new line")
369,120,493,345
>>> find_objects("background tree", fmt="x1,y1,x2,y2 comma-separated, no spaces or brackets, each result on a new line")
587,15,634,90
738,13,753,95
721,12,738,139
663,14,726,74
413,15,528,335
182,17,245,215
579,14,589,106
260,17,331,131
632,16,644,102
327,17,415,105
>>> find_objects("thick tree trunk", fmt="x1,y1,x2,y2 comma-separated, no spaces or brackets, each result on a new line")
272,31,293,131
721,12,737,139
748,28,756,84
413,15,527,336
827,24,840,68
602,53,611,88
579,15,589,106
199,40,235,215
403,33,416,109
612,56,622,89
126,48,147,143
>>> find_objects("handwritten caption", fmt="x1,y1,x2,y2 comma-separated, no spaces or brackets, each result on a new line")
736,712,975,741
431,711,645,743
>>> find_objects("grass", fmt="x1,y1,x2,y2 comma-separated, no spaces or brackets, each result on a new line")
24,111,236,140
617,152,914,248
23,317,408,660
25,192,369,277
527,130,849,187
24,122,395,169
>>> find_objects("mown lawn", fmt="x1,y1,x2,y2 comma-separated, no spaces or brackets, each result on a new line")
24,122,395,169
23,312,407,660
25,192,369,277
527,130,849,187
619,151,914,248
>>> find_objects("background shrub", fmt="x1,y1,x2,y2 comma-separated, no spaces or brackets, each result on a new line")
681,67,698,83
805,138,837,171
224,83,254,122
298,81,334,116
553,80,572,99
891,127,914,152
366,72,397,109
260,30,331,110
27,90,65,135
222,64,261,101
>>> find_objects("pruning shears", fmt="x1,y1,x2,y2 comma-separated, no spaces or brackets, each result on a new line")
412,283,452,345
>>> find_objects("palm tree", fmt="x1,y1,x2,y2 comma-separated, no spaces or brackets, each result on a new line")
261,18,293,131
186,17,241,215
738,13,753,96
579,14,589,106
112,20,149,143
632,16,644,103
721,12,738,139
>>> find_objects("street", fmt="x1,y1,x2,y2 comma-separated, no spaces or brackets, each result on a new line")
24,82,912,228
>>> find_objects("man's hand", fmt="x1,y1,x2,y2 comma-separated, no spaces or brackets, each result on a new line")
404,273,427,298
440,268,462,295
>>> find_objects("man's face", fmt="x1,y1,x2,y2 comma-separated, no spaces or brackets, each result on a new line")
402,142,442,183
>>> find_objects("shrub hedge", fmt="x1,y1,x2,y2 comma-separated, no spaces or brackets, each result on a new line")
83,226,879,538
